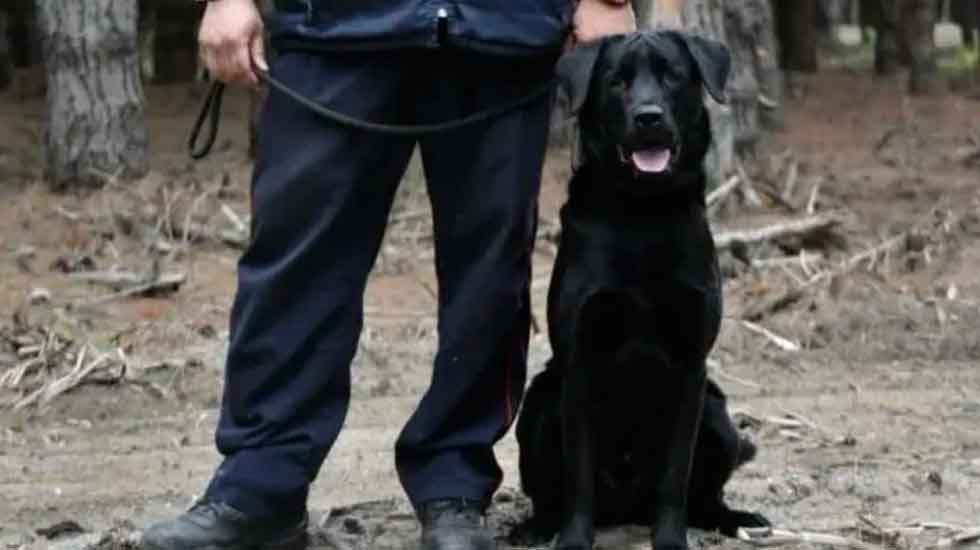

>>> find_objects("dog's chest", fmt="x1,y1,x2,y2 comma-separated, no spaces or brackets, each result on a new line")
554,212,722,362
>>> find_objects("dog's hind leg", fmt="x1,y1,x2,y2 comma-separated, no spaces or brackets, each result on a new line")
687,379,770,536
516,368,564,542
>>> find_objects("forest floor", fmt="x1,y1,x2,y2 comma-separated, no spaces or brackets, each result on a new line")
0,64,979,550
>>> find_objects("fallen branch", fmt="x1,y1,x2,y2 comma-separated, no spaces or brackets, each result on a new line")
218,229,249,249
937,527,980,548
220,203,249,234
70,271,187,308
740,320,801,352
738,527,882,550
706,358,762,389
782,159,799,203
751,251,826,271
69,270,186,291
13,346,115,410
714,212,843,251
706,175,742,208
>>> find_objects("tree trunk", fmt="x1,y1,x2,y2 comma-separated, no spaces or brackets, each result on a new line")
6,0,45,99
773,0,819,72
872,0,903,74
37,0,148,190
949,0,977,46
0,13,12,90
902,0,941,95
154,4,204,83
138,0,156,83
677,0,733,189
723,0,784,147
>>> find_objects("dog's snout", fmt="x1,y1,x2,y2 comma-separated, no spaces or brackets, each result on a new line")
634,106,664,129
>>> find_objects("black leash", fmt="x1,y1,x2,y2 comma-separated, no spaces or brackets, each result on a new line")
189,70,557,160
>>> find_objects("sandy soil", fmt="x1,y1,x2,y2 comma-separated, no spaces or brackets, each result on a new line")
1,69,979,550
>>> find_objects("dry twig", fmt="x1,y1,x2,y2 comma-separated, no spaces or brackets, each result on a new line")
738,526,882,550
740,320,801,352
714,212,843,251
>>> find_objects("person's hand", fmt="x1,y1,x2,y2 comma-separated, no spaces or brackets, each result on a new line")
198,0,268,87
571,0,636,45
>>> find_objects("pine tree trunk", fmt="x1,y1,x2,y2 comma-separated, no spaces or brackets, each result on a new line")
0,13,12,90
752,0,784,130
873,0,903,74
774,0,819,72
138,0,157,83
950,0,977,46
902,0,941,95
36,0,148,190
679,0,733,189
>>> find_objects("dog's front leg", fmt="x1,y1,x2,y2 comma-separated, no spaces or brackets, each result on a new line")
555,356,596,550
651,365,707,550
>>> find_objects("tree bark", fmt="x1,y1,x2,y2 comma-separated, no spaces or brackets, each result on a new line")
872,0,903,75
138,0,156,82
677,0,732,189
773,0,819,72
949,0,977,46
902,0,941,95
36,0,148,190
155,2,205,83
637,0,781,188
6,0,45,98
0,13,12,90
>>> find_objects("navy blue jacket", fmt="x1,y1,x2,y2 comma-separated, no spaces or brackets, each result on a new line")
269,0,576,56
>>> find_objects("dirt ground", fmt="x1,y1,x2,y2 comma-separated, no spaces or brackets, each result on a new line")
1,67,979,550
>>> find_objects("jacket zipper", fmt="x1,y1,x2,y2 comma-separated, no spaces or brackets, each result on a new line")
436,7,449,44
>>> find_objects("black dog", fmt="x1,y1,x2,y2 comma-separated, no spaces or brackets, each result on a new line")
515,31,769,550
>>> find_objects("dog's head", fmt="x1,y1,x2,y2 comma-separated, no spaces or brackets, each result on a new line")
558,31,730,181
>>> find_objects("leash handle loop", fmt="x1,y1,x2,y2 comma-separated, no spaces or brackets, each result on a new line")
188,81,226,160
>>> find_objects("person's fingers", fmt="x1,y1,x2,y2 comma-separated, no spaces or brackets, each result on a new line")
196,0,264,87
251,31,269,74
233,38,257,86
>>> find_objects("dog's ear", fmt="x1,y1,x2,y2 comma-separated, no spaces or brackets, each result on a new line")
670,32,731,105
555,39,607,114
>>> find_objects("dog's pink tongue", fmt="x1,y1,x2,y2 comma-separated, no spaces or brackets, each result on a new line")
631,148,672,173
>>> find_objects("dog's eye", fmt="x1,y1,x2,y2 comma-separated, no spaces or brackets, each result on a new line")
609,76,626,89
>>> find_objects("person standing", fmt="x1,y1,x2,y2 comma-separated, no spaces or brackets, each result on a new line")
142,1,635,549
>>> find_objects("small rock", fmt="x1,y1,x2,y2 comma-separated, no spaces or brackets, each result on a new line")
29,287,51,305
35,520,86,540
927,471,943,494
49,255,96,274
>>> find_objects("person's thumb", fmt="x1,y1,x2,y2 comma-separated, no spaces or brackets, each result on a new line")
250,31,268,73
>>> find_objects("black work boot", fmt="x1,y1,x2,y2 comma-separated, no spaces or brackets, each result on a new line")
418,498,496,550
140,500,308,550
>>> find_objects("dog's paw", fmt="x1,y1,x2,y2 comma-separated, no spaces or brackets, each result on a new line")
717,509,771,537
554,529,593,550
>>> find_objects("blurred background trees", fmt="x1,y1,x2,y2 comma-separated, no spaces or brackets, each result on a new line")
0,0,977,190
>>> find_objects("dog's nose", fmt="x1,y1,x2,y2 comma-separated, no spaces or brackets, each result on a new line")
634,106,664,129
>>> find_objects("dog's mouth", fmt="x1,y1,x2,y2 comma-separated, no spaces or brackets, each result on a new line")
619,144,677,175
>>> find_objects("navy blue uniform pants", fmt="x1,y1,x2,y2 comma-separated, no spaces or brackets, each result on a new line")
203,48,555,520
